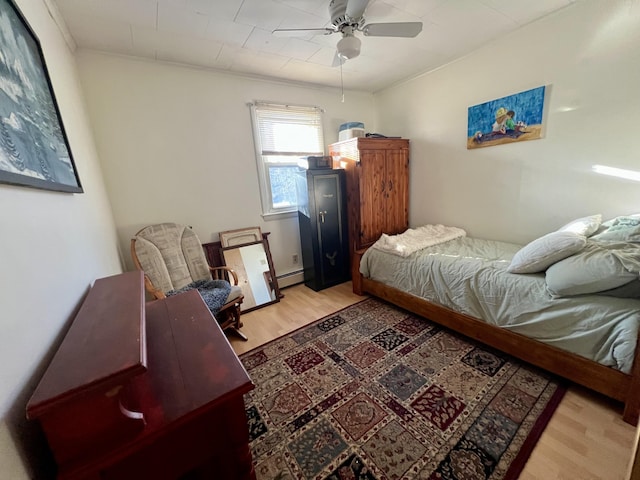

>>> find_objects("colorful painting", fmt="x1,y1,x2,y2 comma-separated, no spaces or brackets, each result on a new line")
0,0,82,192
467,86,546,149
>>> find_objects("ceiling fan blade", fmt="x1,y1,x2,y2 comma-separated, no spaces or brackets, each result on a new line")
361,22,423,38
345,0,370,21
272,27,335,37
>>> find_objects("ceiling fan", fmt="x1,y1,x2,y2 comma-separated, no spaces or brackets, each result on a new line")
272,0,423,66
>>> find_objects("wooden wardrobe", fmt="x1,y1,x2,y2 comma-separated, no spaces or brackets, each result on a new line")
328,137,409,274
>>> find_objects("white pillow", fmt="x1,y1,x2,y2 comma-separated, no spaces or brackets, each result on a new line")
507,231,587,274
558,214,602,237
546,242,638,296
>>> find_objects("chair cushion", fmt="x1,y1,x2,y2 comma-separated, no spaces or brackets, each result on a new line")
133,223,212,292
166,279,231,315
227,285,243,303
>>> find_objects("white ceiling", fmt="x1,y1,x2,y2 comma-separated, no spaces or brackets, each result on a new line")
51,0,575,92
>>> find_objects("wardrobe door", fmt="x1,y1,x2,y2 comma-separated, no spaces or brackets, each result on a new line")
358,149,387,248
384,148,409,236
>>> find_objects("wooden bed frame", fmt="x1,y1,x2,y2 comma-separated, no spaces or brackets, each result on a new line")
352,249,640,425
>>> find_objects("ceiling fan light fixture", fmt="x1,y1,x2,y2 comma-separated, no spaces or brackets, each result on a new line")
337,34,361,59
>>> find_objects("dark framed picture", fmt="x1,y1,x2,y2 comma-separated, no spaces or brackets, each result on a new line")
0,0,82,193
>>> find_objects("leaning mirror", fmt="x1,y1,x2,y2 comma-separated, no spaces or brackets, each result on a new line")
221,240,279,312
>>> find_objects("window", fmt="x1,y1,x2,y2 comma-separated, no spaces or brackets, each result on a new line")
250,102,324,216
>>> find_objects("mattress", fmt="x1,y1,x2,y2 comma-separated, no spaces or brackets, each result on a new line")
360,236,640,373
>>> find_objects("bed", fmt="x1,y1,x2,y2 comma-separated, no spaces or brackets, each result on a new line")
352,218,640,424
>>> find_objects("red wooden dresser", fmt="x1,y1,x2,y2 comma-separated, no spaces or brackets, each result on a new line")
26,271,256,479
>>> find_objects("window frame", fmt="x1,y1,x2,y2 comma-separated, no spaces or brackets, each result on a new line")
249,101,325,217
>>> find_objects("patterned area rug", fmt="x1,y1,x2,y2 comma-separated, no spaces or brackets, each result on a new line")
241,298,565,480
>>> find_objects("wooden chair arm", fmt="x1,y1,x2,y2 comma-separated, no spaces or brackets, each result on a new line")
209,266,239,285
143,274,166,300
131,238,166,300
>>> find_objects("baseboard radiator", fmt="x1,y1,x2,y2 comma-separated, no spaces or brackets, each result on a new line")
277,270,304,289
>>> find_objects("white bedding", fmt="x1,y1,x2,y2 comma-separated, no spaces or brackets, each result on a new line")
361,235,640,373
371,224,466,257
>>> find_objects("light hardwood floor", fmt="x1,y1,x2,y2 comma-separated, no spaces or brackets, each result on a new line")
229,282,637,480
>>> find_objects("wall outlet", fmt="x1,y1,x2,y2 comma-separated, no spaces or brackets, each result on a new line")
292,253,299,264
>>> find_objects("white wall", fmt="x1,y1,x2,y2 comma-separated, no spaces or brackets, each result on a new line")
75,52,375,279
0,1,122,478
374,0,640,245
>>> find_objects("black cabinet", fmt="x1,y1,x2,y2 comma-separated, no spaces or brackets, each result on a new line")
296,169,350,291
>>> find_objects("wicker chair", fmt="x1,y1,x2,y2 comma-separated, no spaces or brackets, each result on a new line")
131,223,247,340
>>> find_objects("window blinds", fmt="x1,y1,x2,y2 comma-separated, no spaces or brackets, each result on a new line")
253,102,324,157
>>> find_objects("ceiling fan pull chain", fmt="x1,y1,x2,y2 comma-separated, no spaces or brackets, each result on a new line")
340,61,345,103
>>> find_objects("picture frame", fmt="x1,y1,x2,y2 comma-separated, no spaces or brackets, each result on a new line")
0,0,82,193
219,226,263,248
467,86,547,150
